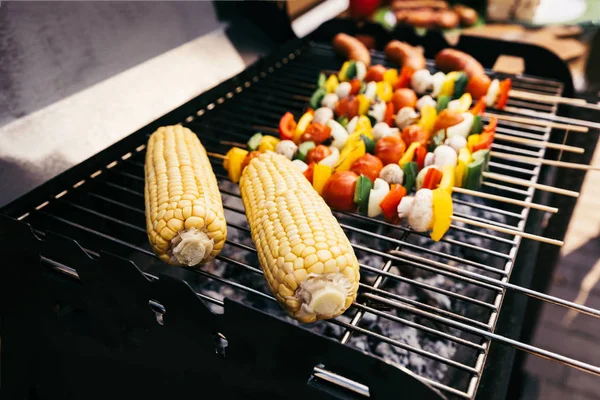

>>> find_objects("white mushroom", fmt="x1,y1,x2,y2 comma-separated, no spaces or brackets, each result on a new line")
407,189,434,232
379,164,404,185
416,95,436,111
336,81,352,99
312,107,334,124
430,71,446,98
327,120,349,150
445,136,467,153
321,93,339,109
372,122,400,141
397,196,415,219
433,145,458,168
364,81,377,101
395,106,419,130
275,140,298,160
411,69,433,94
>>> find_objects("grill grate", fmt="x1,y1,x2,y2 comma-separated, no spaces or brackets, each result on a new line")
2,40,599,399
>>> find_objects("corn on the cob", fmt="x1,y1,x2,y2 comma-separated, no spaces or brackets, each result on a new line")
240,151,360,323
144,124,227,267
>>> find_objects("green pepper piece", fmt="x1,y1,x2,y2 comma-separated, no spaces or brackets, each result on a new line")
360,134,376,154
309,88,327,110
297,141,316,162
402,161,418,193
337,116,349,129
472,149,491,172
247,132,263,151
452,72,468,99
464,158,484,190
346,61,357,80
354,174,372,213
470,115,483,135
317,73,326,89
436,95,451,113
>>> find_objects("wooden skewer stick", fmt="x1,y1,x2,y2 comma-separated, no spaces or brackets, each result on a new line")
493,133,584,154
491,152,600,171
484,112,589,133
452,186,558,213
509,89,588,106
482,172,579,198
207,152,227,160
451,215,564,246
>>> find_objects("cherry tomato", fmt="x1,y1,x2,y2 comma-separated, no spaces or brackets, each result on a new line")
300,123,332,145
334,96,360,119
375,135,406,165
322,171,359,211
433,109,464,132
401,125,428,147
349,79,362,95
241,151,261,171
364,65,387,82
391,88,417,112
466,74,491,100
350,153,383,183
306,145,333,164
304,162,316,183
279,112,296,141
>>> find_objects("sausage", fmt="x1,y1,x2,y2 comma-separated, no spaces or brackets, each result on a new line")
404,9,438,28
453,5,478,26
435,10,460,29
435,48,485,78
332,33,371,66
385,40,426,71
391,0,449,10
355,34,376,50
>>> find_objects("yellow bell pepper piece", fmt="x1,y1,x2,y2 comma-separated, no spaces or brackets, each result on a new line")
467,134,480,153
355,115,373,135
258,135,280,153
418,105,437,133
454,93,473,113
376,81,393,103
439,71,460,97
398,142,421,167
312,163,333,195
325,75,339,93
383,68,399,87
225,147,248,183
335,140,366,172
338,61,351,82
293,111,314,143
454,147,472,187
430,188,453,242
357,94,370,116
439,164,455,193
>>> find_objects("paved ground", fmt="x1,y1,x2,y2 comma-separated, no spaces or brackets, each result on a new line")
523,140,600,399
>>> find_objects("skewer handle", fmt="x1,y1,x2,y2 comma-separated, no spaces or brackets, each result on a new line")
509,89,588,106
207,152,228,160
452,186,558,213
491,152,600,171
451,215,564,246
484,112,589,133
482,172,580,198
493,133,584,154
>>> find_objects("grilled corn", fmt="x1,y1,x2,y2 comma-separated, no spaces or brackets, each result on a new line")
239,151,360,323
144,124,227,267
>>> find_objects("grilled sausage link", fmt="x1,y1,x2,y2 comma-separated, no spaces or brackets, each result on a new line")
453,5,478,26
434,48,485,78
384,40,426,71
332,33,371,66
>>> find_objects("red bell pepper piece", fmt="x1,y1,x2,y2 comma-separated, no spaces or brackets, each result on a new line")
349,79,362,95
279,112,297,141
379,184,407,222
470,97,486,116
496,78,512,109
415,145,427,170
422,168,443,190
394,66,414,90
471,117,497,152
384,102,394,126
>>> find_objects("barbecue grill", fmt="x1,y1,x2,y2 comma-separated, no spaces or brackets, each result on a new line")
1,9,599,400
